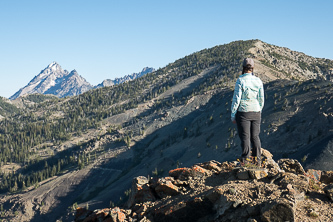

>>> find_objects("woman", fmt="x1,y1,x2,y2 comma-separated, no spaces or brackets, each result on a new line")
231,58,264,166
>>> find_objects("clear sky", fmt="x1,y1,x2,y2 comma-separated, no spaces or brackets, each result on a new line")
0,0,332,98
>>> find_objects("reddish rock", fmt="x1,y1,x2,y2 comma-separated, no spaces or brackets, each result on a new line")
110,207,126,222
191,165,211,178
196,160,222,172
169,167,192,180
305,169,321,182
75,207,93,222
76,156,333,222
169,166,210,180
155,177,180,198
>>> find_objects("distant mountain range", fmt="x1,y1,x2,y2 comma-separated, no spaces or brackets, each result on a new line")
1,40,333,222
96,67,155,88
9,62,155,100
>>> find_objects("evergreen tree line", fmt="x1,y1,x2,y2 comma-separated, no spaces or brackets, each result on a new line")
0,40,257,192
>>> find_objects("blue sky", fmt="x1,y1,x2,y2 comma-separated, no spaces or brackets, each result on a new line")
0,0,332,98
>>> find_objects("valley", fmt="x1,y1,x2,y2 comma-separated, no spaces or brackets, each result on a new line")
0,39,332,221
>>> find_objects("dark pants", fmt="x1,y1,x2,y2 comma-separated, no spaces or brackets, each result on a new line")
236,111,261,162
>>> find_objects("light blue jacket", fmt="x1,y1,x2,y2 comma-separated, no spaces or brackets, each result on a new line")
231,73,264,121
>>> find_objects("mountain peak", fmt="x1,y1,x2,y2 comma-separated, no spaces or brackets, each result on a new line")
48,61,59,67
96,67,155,88
10,63,93,100
42,61,65,75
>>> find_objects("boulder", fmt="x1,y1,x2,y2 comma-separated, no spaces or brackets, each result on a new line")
195,160,222,173
191,165,211,178
305,169,321,182
321,171,333,184
235,168,268,180
236,168,250,180
324,184,333,201
126,176,156,208
261,199,295,222
110,207,127,222
76,156,333,222
135,176,149,186
133,203,149,219
153,196,214,222
286,184,305,202
75,207,93,222
81,208,110,222
205,187,235,218
75,207,130,222
263,158,281,177
205,186,225,204
261,148,273,159
155,177,180,198
169,165,210,180
275,172,309,194
169,168,192,180
248,168,268,180
277,159,305,175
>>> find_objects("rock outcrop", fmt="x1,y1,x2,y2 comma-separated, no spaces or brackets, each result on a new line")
75,148,333,221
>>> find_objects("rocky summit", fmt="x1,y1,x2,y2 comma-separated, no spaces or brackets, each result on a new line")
1,40,333,222
75,149,333,222
9,63,155,100
9,62,93,99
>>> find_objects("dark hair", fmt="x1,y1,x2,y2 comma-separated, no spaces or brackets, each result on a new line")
242,64,254,74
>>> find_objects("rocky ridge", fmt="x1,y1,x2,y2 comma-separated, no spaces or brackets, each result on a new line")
96,67,155,88
1,40,333,222
75,149,333,222
249,40,333,82
10,62,93,99
9,63,155,100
